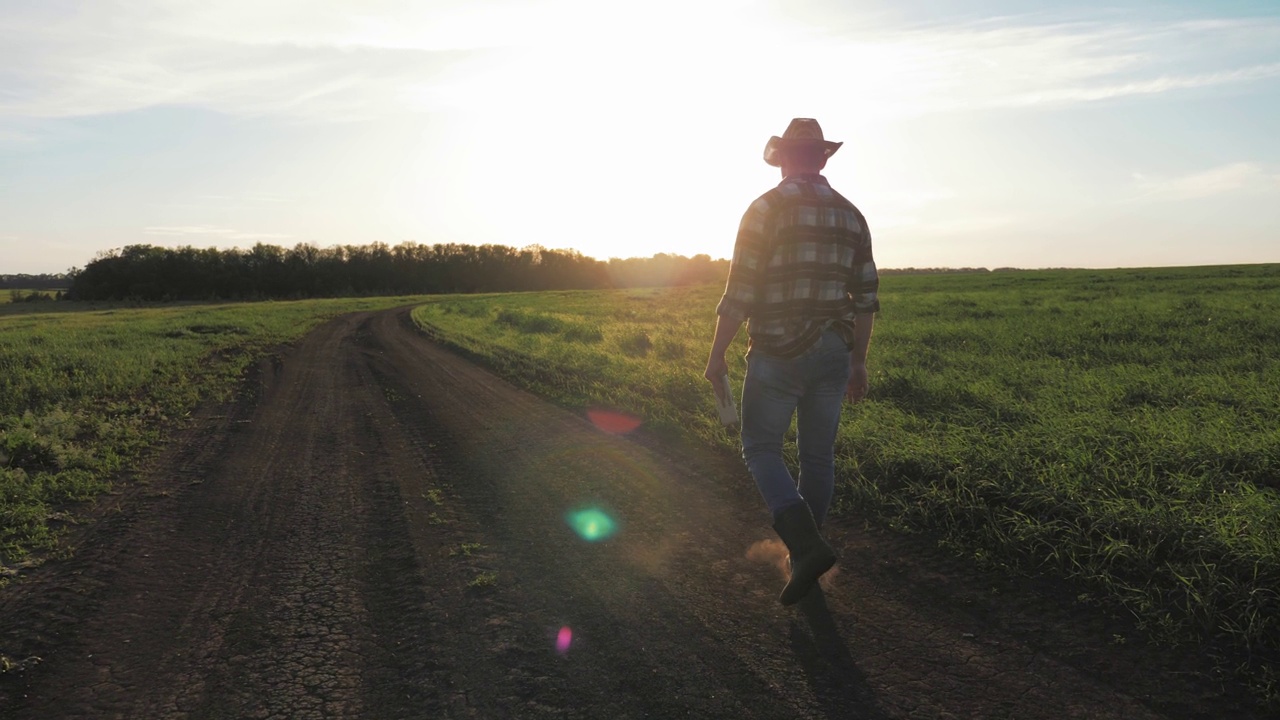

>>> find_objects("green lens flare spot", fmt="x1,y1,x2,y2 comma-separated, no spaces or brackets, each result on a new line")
566,508,617,542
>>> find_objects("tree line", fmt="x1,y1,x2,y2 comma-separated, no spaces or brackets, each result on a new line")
0,274,68,290
66,242,732,301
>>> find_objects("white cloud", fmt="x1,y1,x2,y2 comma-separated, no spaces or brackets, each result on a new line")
143,225,235,236
0,127,40,148
0,2,486,120
1001,62,1280,107
230,232,294,240
142,225,292,240
2,3,1278,123
794,18,1280,118
1132,162,1280,201
153,195,296,210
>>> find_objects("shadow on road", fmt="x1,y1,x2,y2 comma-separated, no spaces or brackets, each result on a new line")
791,586,888,720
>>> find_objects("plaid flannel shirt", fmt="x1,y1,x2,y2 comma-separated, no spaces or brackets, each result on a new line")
716,173,879,358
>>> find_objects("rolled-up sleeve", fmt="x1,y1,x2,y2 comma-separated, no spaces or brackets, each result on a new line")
716,197,771,322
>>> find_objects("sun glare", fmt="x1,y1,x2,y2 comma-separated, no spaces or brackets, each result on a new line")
387,1,929,263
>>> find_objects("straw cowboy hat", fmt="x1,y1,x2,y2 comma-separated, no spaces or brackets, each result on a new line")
763,118,843,167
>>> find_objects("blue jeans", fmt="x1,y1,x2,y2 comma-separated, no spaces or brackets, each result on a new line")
741,330,851,527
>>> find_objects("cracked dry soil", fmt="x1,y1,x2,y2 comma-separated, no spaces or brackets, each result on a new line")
0,309,1265,719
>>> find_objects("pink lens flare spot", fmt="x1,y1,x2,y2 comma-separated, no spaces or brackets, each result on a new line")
587,409,642,435
556,626,573,655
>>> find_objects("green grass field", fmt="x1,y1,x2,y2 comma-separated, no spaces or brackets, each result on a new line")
3,266,1278,700
411,264,1280,698
0,296,428,572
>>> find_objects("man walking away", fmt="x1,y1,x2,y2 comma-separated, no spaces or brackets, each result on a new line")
704,118,879,605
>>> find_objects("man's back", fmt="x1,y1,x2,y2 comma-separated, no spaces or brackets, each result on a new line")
717,173,879,358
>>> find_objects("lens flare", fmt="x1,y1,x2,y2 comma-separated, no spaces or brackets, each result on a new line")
556,626,573,655
587,409,642,435
566,507,618,541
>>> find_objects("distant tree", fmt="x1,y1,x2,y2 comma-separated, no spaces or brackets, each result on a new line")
607,253,729,288
7,289,55,303
0,273,69,290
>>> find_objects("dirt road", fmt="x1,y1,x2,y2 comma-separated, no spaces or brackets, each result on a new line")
0,309,1262,719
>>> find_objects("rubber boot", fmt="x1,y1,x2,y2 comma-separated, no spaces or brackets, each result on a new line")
773,502,837,606
783,546,830,606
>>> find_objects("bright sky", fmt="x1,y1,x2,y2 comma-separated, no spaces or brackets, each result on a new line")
2,0,1279,274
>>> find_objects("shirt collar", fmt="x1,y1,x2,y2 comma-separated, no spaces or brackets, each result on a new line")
780,173,828,185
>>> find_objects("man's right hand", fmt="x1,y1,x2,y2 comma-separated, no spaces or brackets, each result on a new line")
846,363,869,403
704,354,728,385
704,314,740,392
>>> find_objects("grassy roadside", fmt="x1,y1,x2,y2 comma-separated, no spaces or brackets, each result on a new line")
411,265,1280,705
0,296,429,574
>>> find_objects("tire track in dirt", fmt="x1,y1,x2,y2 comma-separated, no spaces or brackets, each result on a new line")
0,308,1265,719
0,314,451,719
